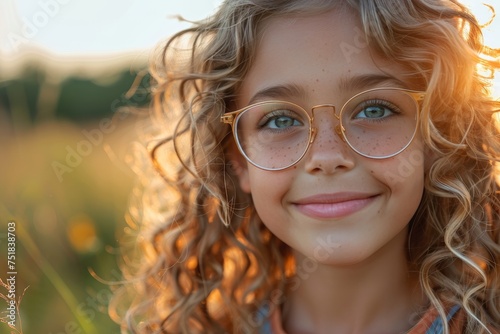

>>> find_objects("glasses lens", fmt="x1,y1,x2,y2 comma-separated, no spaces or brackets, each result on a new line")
235,102,310,170
341,89,418,158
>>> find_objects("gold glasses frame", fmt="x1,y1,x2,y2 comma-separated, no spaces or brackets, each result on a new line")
221,87,426,171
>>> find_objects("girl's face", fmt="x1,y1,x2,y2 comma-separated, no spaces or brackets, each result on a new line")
233,9,426,265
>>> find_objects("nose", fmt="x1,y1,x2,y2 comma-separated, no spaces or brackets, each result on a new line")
304,105,355,174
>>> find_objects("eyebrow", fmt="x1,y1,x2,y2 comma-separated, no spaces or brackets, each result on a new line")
247,73,407,105
337,74,407,92
248,83,307,105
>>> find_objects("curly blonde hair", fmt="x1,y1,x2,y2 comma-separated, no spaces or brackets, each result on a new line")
111,0,500,333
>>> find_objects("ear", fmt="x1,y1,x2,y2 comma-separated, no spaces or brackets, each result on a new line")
227,141,251,194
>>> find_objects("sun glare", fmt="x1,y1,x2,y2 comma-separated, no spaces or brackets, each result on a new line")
462,1,500,99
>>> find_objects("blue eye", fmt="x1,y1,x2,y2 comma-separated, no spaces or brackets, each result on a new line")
356,106,392,119
354,100,400,120
265,115,301,129
260,110,304,129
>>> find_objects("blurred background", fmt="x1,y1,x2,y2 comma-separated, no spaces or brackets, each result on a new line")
0,1,222,333
0,1,497,333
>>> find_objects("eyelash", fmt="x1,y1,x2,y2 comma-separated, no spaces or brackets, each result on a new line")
353,99,401,121
258,110,303,129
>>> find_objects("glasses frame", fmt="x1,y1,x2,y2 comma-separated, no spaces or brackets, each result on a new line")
221,87,426,171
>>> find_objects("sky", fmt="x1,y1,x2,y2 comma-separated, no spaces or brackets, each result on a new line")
1,0,498,56
0,0,223,56
0,0,498,96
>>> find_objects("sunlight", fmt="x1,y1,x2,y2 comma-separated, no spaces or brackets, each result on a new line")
462,1,500,98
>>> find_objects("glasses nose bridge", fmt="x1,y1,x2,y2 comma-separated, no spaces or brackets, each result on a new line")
310,104,339,120
309,104,343,144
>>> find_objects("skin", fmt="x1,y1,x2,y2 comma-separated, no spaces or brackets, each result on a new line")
232,8,428,334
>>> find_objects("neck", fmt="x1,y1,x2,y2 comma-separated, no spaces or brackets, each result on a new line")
281,230,426,334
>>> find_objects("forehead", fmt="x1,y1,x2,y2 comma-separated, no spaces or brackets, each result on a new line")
238,9,410,106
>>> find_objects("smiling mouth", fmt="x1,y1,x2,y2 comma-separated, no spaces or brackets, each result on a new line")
292,193,378,219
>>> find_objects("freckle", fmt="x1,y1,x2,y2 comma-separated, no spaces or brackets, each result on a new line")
370,170,374,174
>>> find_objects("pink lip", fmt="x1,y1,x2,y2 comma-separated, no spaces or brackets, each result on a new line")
292,193,377,219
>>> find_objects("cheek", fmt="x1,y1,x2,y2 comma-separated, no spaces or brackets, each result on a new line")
247,168,293,218
369,147,426,237
372,148,426,225
375,148,426,191
358,135,422,200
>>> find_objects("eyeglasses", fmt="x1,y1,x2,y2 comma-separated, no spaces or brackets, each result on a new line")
221,87,425,171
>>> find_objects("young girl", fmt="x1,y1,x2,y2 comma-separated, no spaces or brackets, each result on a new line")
112,0,500,333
